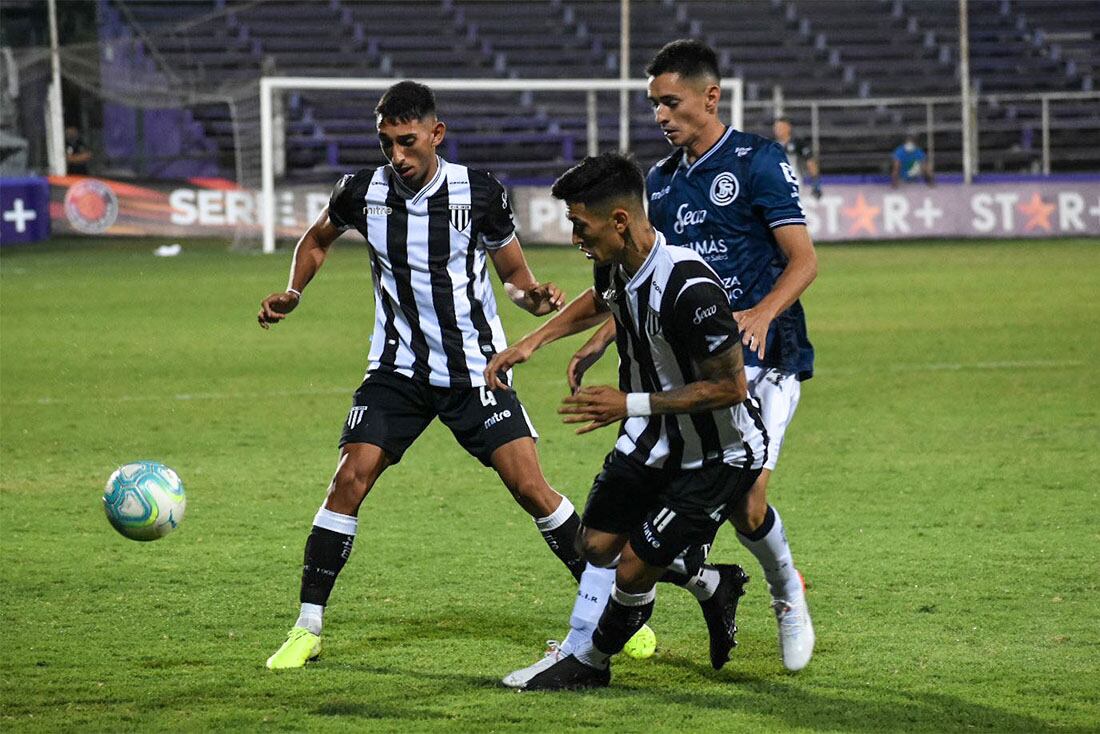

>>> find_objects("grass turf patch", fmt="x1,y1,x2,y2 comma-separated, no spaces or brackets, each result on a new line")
1,237,1097,732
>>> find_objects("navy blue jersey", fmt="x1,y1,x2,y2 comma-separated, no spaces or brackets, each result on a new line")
647,126,815,380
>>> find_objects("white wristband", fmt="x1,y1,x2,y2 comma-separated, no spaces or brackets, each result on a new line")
626,392,652,417
287,288,302,299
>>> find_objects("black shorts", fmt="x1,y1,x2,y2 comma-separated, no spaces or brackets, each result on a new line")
339,370,538,467
582,451,760,568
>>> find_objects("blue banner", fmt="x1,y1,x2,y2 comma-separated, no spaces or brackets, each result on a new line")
1,177,50,245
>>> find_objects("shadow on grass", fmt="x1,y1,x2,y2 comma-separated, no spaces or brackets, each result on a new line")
303,611,1089,733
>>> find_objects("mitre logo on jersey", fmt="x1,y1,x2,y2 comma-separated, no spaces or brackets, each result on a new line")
709,172,740,206
366,204,392,216
449,203,471,231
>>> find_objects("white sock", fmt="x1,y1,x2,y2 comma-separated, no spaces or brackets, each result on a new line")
313,506,358,536
560,563,616,655
737,505,800,601
533,495,573,531
295,602,324,635
573,641,609,669
683,566,721,601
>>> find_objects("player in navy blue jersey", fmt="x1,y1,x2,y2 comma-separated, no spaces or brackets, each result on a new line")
256,81,595,670
567,40,818,671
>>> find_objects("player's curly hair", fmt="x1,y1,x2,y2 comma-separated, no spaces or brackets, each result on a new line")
551,152,645,209
645,39,720,81
375,80,437,123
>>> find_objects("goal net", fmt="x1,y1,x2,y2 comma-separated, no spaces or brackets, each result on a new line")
256,76,744,252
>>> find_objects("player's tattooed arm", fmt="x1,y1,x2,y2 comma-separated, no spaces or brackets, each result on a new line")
733,224,816,357
488,237,565,316
484,288,611,391
257,206,343,328
559,339,748,434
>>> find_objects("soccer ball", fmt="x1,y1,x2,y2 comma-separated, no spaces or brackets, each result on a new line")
102,461,186,541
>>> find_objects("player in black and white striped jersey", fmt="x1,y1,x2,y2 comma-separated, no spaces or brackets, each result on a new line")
325,153,517,387
486,153,767,690
257,81,588,670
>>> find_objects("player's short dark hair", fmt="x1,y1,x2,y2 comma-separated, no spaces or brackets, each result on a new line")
774,115,791,124
551,153,645,210
375,81,436,123
645,39,720,81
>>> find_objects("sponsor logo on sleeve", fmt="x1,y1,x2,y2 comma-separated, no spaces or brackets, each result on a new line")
692,304,718,324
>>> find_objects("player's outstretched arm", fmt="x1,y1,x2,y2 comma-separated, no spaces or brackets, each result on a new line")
567,318,617,394
732,224,817,359
560,342,748,434
487,236,565,316
257,207,343,329
484,288,611,391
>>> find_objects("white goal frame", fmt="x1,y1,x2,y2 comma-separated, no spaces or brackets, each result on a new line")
259,76,743,253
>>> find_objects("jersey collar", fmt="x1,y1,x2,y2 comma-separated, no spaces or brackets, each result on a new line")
388,156,446,204
679,125,734,177
624,230,665,291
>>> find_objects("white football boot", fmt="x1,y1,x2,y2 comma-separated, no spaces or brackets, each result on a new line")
771,573,815,672
502,640,564,689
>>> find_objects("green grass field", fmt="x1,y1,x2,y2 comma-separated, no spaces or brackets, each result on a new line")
2,237,1098,732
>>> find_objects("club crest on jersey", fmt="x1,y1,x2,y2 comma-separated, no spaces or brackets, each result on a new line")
709,172,740,206
347,406,368,430
644,306,662,337
449,203,471,231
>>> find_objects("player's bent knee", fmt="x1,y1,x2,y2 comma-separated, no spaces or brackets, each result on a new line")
578,530,623,567
729,475,769,532
327,446,388,512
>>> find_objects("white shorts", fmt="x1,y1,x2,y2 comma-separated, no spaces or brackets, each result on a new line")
744,366,802,471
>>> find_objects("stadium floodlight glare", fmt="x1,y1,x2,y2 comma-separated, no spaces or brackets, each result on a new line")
259,76,744,253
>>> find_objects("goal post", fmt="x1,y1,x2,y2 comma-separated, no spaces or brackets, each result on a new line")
259,76,744,253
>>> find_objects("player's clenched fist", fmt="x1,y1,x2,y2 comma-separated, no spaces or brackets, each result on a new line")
257,291,300,329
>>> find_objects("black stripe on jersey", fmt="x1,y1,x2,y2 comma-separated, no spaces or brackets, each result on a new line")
662,263,726,464
385,188,431,380
608,273,635,393
742,397,769,470
366,246,401,370
465,178,500,361
426,186,469,384
618,273,664,464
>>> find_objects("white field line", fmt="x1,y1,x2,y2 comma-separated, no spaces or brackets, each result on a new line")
0,359,1084,407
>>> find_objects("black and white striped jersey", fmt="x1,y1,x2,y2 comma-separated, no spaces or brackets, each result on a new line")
328,157,515,388
594,232,768,471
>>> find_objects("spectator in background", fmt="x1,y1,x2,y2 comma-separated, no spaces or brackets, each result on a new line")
773,116,821,199
65,125,91,175
891,134,933,187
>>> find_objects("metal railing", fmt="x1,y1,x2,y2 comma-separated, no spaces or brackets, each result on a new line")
758,90,1099,177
